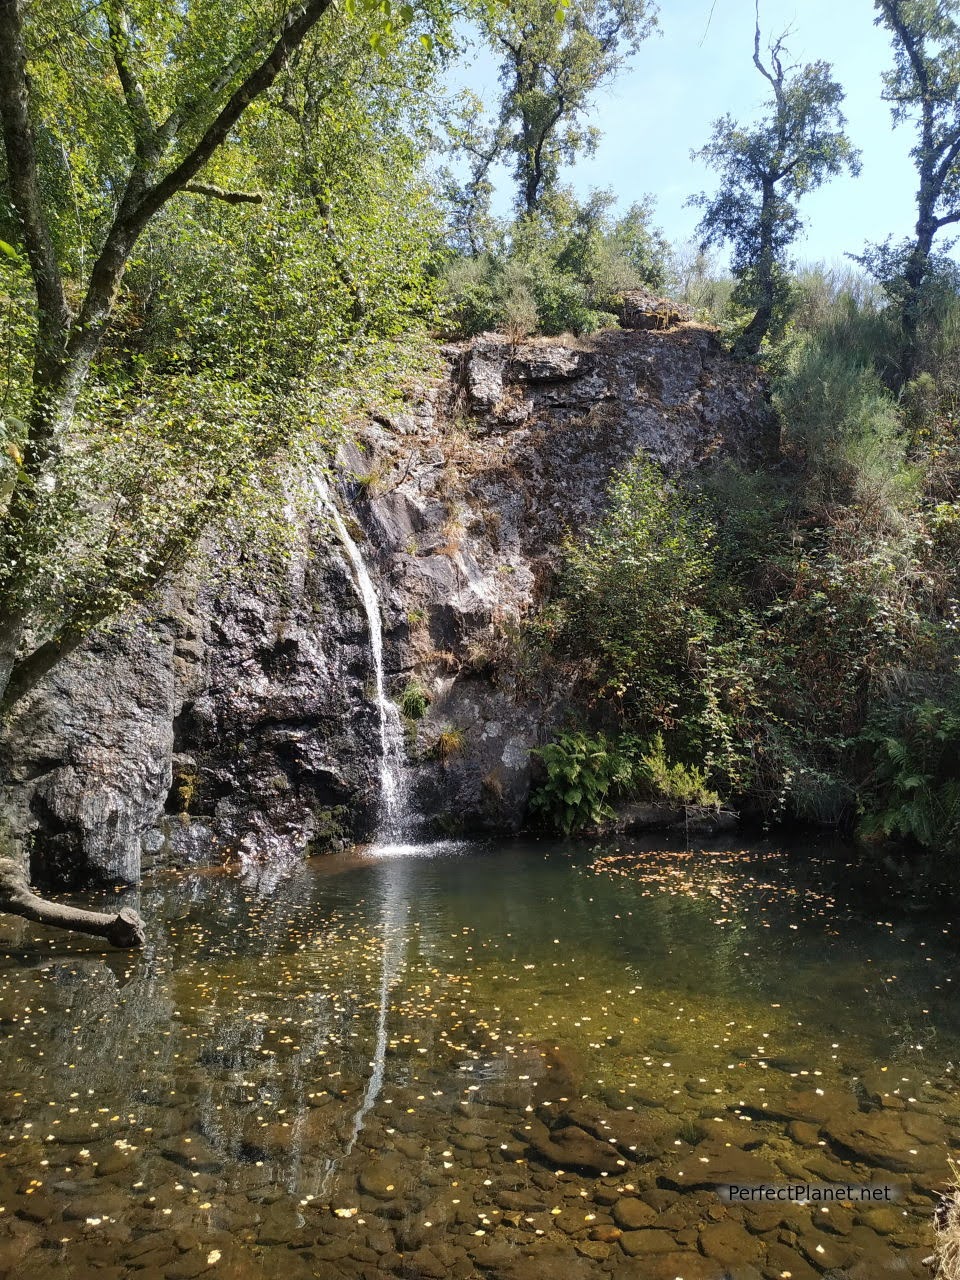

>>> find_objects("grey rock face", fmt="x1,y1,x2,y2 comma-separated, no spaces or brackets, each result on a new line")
0,618,176,886
0,322,774,885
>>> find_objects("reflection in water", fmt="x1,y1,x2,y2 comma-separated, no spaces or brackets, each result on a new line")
0,837,956,1280
345,855,410,1153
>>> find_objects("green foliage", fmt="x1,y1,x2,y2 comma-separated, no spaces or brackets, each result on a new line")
0,0,448,707
541,268,960,836
555,458,722,736
690,31,859,354
530,729,722,834
859,692,960,853
867,1,960,371
634,733,721,809
774,307,910,507
530,731,632,834
442,0,655,229
443,191,667,337
399,679,431,721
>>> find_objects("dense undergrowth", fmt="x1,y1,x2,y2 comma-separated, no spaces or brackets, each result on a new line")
522,268,960,860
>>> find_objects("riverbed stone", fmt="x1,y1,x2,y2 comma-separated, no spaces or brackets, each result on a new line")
527,1125,624,1176
824,1110,936,1173
358,1158,409,1199
661,1141,780,1191
619,1228,678,1255
612,1197,658,1230
698,1219,763,1266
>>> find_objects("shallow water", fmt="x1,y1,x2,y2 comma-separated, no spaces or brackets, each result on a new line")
0,836,957,1280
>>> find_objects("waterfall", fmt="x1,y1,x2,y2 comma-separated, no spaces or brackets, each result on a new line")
318,481,413,846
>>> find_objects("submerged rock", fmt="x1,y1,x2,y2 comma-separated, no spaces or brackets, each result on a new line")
527,1124,627,1176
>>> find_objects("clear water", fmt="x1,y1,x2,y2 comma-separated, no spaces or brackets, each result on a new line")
0,836,956,1280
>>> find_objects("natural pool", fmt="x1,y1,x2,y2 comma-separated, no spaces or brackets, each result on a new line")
0,836,956,1280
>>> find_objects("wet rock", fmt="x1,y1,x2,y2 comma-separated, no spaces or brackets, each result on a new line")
552,1206,593,1236
575,1239,610,1259
612,1198,658,1230
527,1125,624,1176
4,323,774,874
824,1110,937,1173
552,1101,673,1158
497,1189,547,1212
589,1223,622,1243
257,1201,304,1245
402,1245,448,1277
854,1205,902,1235
788,1119,820,1146
698,1219,762,1265
661,1141,779,1191
159,1135,224,1175
763,1241,821,1280
358,1158,409,1199
619,1228,678,1255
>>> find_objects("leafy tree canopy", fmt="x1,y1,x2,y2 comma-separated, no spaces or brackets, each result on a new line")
0,0,449,712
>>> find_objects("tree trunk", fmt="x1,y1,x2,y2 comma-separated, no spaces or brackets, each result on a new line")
899,213,936,385
0,858,146,948
734,178,777,359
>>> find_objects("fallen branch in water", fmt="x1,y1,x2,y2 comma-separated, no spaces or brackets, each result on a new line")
0,858,145,948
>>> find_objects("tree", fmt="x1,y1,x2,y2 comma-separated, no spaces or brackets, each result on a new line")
0,0,441,716
450,0,656,224
691,15,859,357
0,0,445,943
439,90,506,257
870,0,960,378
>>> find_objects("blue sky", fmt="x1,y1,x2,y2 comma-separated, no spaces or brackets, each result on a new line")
447,0,921,267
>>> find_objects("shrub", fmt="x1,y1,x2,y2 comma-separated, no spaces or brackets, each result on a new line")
432,726,465,761
442,193,668,338
634,733,721,808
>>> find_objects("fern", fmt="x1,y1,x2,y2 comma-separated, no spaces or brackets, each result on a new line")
859,694,960,854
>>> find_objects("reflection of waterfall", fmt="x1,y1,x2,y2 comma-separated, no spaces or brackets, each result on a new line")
317,479,413,845
345,857,410,1152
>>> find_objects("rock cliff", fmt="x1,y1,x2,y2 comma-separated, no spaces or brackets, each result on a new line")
0,318,774,886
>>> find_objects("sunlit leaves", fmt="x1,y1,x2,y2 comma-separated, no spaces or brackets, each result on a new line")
0,1,446,651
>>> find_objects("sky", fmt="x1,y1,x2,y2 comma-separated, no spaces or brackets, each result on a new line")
447,0,922,268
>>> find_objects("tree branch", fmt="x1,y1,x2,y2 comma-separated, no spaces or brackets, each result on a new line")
935,129,960,186
0,858,145,947
183,181,264,204
878,0,930,99
0,0,71,358
67,0,336,374
106,1,157,162
0,614,106,716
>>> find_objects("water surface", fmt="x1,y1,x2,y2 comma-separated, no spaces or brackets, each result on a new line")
0,836,956,1279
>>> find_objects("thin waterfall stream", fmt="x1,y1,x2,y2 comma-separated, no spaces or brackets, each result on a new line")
318,480,414,848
